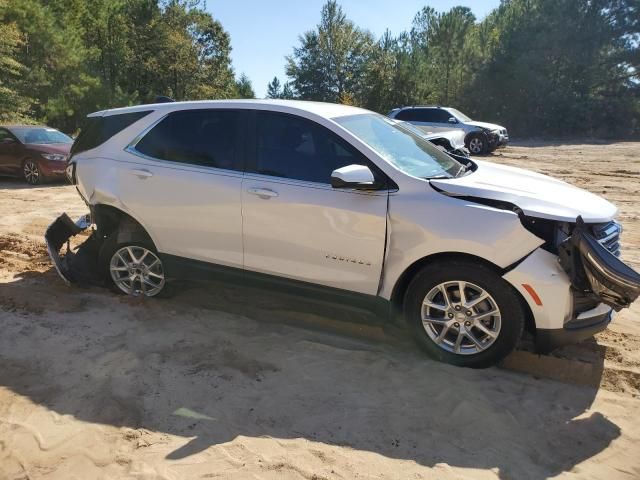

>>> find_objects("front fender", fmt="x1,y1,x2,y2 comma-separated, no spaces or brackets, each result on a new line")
503,248,572,330
379,192,544,299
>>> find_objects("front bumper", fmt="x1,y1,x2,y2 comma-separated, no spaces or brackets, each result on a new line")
39,159,69,178
488,131,509,149
535,304,612,353
504,218,640,352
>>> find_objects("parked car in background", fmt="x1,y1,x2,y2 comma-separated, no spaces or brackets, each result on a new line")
46,100,639,368
388,106,508,155
393,120,469,158
0,125,73,184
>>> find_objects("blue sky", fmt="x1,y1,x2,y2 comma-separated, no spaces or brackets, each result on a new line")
207,1,500,98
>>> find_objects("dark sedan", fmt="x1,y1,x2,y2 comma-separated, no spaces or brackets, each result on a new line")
0,125,73,184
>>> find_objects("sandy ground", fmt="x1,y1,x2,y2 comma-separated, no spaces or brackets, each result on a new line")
0,141,639,479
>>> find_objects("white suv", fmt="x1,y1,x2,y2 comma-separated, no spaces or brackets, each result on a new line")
47,100,639,368
388,106,509,155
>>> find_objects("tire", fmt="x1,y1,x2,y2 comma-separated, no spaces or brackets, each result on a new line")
404,260,525,368
23,159,42,185
466,133,488,155
98,232,167,297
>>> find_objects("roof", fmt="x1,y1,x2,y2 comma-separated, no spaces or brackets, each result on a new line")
1,124,50,129
394,105,446,110
89,99,371,120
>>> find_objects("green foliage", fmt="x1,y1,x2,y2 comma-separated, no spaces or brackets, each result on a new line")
0,1,31,122
0,0,241,132
286,0,375,104
266,76,282,98
235,73,255,98
266,76,296,99
283,0,640,137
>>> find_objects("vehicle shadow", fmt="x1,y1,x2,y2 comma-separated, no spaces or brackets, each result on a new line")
0,178,68,190
0,267,618,479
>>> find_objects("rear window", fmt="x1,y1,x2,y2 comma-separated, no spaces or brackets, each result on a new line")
70,110,152,156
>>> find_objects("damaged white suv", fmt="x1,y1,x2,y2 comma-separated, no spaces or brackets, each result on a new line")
47,100,640,368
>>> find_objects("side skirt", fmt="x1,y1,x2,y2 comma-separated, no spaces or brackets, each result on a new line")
160,254,392,322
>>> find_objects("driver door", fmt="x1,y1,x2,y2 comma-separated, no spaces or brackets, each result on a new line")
0,128,20,176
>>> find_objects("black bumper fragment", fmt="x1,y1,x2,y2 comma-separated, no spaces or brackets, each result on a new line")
45,213,103,286
559,216,640,311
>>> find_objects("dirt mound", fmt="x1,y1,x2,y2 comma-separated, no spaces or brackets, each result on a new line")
0,233,48,259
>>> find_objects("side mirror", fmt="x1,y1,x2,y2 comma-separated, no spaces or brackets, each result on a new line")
448,117,458,124
330,164,377,190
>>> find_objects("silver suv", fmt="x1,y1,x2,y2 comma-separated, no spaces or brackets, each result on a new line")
388,106,508,155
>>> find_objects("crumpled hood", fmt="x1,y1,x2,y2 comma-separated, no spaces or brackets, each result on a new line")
422,130,466,149
431,160,617,223
466,120,504,131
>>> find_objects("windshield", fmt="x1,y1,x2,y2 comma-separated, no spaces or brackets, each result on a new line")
335,114,463,179
11,127,73,145
447,108,472,122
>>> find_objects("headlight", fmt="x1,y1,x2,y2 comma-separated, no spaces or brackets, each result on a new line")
41,153,67,162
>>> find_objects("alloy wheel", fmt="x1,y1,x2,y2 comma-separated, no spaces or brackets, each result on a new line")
421,281,501,355
468,137,484,154
23,161,40,184
109,246,165,296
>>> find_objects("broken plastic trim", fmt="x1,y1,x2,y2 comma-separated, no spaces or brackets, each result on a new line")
45,212,102,285
559,216,640,311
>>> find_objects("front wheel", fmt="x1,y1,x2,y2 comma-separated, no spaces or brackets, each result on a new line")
404,261,525,368
99,235,166,297
23,159,42,185
466,133,488,155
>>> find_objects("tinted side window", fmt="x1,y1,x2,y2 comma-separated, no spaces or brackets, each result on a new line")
395,109,420,121
432,109,452,122
0,128,14,142
251,111,365,184
135,110,241,170
396,108,439,122
71,110,152,156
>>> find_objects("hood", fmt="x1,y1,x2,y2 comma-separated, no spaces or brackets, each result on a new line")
466,120,504,131
430,160,617,223
25,143,72,155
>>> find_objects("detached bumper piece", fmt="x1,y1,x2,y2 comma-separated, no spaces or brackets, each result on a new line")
536,304,613,353
560,216,640,311
45,213,103,286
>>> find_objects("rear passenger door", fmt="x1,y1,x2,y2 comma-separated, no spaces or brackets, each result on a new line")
241,111,389,295
123,109,245,268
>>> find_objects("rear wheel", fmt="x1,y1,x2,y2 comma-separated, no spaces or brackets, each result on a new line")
23,159,42,185
404,260,525,368
99,235,166,297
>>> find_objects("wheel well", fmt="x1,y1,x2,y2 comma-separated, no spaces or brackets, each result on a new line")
92,204,155,249
464,130,484,146
389,252,536,334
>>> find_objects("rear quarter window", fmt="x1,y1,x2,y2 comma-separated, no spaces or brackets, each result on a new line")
70,110,152,156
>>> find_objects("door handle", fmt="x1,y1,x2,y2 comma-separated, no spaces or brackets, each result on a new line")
130,168,153,179
247,187,278,199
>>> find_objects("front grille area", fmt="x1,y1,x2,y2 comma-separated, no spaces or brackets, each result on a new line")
591,221,622,257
